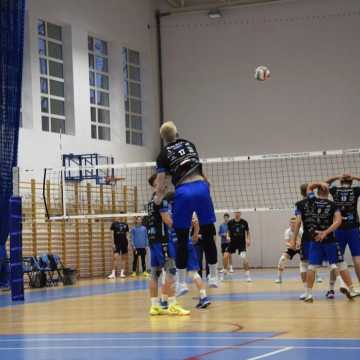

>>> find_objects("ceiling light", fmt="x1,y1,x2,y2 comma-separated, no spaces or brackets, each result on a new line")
208,8,222,19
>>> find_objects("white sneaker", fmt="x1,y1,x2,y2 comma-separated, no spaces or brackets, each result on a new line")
208,277,218,288
275,278,282,284
350,289,360,298
299,293,307,300
246,276,252,283
120,271,126,278
304,294,314,303
107,273,116,279
219,268,224,273
229,267,234,273
176,283,189,297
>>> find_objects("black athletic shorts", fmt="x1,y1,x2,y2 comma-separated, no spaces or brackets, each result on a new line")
114,240,128,255
224,240,246,254
221,243,230,254
285,248,300,260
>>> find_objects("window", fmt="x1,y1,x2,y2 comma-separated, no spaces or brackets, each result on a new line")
88,36,110,141
38,20,66,134
123,48,143,146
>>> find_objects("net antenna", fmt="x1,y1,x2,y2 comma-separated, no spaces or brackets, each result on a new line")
41,147,360,221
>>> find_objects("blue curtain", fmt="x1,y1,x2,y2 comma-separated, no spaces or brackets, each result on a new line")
0,0,25,287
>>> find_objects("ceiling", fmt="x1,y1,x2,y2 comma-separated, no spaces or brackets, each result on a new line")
166,0,282,10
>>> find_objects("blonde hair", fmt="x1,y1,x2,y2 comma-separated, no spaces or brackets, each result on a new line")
160,121,177,143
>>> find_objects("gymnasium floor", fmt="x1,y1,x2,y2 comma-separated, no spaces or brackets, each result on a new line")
0,269,359,360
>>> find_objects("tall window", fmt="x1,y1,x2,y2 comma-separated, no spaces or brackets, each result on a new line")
88,36,110,141
38,20,66,134
123,48,143,146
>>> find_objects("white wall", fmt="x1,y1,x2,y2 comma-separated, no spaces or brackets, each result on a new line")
161,0,360,157
160,0,358,268
20,0,160,170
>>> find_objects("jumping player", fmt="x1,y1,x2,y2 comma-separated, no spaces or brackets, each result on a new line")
326,173,360,285
154,121,218,287
224,212,252,282
275,217,303,284
108,220,129,279
147,174,190,316
291,182,358,302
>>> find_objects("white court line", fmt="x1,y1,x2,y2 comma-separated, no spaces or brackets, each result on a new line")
246,347,293,360
0,345,359,351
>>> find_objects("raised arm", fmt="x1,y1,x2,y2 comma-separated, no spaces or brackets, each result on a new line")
307,181,329,194
325,175,341,186
154,173,167,205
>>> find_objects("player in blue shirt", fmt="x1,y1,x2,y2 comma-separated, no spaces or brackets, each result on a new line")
218,214,232,273
154,121,218,288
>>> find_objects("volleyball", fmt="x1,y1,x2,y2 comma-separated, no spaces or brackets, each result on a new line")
254,65,270,81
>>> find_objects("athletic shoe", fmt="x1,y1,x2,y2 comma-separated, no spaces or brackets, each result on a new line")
196,297,211,309
142,272,149,278
275,278,282,284
316,275,323,283
219,268,224,273
299,293,307,300
326,290,335,299
304,294,314,303
350,289,360,297
246,276,252,283
176,284,189,297
208,277,218,288
229,266,234,273
160,300,168,310
107,273,116,279
130,272,137,278
149,305,167,316
167,303,190,316
339,287,354,301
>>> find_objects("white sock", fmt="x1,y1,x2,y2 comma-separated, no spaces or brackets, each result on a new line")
111,269,115,275
168,296,176,305
338,275,346,288
209,264,217,278
120,269,124,275
329,281,335,291
306,288,312,296
151,297,159,307
161,294,168,302
178,269,187,284
245,270,250,277
199,289,207,299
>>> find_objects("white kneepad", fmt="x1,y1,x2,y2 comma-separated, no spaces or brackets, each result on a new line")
299,261,308,273
337,261,348,271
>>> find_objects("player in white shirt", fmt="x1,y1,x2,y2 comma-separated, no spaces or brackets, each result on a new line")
275,217,303,283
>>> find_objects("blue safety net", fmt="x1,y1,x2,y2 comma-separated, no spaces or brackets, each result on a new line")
0,0,25,287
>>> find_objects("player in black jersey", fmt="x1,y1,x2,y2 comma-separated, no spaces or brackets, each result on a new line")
108,221,129,279
291,182,357,302
147,174,190,316
224,212,252,281
154,121,218,288
326,173,360,285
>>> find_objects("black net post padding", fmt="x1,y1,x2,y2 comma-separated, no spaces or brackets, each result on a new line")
0,0,25,287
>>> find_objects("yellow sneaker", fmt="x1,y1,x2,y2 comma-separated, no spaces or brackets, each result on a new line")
167,303,190,316
149,305,166,316
130,272,137,278
142,272,149,278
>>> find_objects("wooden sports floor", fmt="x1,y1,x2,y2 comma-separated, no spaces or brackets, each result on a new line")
0,269,359,360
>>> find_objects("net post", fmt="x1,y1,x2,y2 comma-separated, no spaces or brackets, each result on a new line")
99,184,106,276
46,180,52,253
111,185,116,214
61,167,67,218
61,218,66,266
134,186,138,213
31,179,37,256
12,167,20,197
74,182,81,276
86,182,93,277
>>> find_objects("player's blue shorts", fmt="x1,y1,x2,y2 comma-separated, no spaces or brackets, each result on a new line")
173,180,216,229
300,241,310,261
335,228,360,257
150,241,176,268
308,241,343,266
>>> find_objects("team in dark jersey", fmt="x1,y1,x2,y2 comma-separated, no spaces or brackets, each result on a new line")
223,212,252,281
108,221,129,279
155,121,218,288
326,173,360,285
291,182,358,302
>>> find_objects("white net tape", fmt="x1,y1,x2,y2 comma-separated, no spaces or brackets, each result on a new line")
38,148,360,220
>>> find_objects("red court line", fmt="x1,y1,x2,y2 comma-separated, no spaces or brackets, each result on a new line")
183,331,288,360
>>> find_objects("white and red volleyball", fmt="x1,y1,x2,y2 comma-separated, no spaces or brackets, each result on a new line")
254,65,270,81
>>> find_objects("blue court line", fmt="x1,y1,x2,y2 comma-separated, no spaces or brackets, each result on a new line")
0,333,359,360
